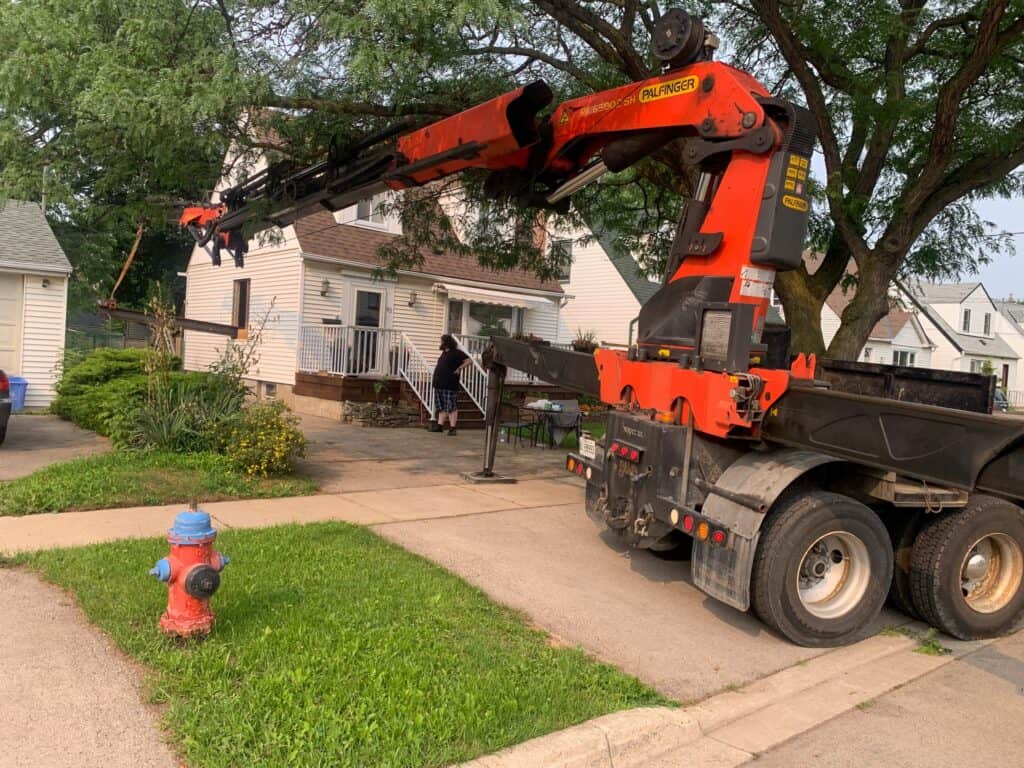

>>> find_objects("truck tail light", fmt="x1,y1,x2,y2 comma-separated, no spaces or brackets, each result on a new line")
567,457,576,472
682,514,694,533
0,371,8,396
629,449,640,461
696,522,710,541
610,442,620,452
711,530,726,545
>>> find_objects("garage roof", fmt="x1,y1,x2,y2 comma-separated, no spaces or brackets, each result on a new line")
0,200,72,275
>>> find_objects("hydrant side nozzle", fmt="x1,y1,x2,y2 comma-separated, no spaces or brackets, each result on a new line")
215,552,230,570
149,558,171,582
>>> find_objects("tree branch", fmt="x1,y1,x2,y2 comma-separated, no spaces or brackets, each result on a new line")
468,45,601,89
263,94,459,118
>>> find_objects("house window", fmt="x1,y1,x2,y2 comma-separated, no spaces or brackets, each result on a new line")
356,194,386,225
893,350,916,367
232,278,250,329
446,300,464,335
962,309,971,333
984,313,992,335
970,359,991,374
863,347,872,361
467,303,519,337
551,238,573,282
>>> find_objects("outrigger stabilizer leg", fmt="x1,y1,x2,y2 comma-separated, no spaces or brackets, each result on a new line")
465,363,517,484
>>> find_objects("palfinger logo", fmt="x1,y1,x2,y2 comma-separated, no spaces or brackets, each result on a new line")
639,75,699,103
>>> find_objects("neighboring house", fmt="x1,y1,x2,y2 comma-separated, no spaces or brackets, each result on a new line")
822,284,935,367
0,201,72,407
555,229,660,346
183,195,565,418
900,281,1019,392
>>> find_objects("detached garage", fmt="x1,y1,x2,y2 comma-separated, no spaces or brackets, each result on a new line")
0,201,72,407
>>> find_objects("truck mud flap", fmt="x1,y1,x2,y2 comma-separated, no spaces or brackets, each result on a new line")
692,448,840,611
692,534,760,612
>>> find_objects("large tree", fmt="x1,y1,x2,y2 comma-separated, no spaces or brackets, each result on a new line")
2,0,1021,356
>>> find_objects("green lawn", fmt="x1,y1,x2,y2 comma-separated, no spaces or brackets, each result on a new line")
22,523,667,767
561,419,607,450
0,451,316,516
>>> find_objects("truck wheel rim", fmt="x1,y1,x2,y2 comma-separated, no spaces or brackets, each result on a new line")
960,533,1024,614
797,531,871,620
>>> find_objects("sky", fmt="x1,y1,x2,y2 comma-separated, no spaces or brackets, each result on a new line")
973,196,1024,301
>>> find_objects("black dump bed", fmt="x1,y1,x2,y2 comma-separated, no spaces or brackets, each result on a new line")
817,358,994,414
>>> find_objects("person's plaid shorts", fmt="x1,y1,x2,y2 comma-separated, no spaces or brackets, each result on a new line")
435,388,459,413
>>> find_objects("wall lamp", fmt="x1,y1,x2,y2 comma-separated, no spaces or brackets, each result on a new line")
320,278,330,296
408,290,418,307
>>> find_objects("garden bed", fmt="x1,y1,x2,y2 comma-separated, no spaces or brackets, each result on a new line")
21,522,667,767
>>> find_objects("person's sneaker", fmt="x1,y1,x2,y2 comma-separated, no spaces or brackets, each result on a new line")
447,428,458,436
428,422,443,433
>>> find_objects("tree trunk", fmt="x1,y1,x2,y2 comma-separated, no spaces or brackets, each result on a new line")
775,268,827,355
825,256,895,360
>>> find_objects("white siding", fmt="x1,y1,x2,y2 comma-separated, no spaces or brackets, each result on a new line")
19,273,67,406
393,276,445,363
302,261,345,323
556,238,641,346
820,303,842,348
184,227,302,385
522,298,562,342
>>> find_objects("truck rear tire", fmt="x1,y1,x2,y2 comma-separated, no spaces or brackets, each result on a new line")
886,511,925,619
751,491,893,647
909,496,1024,640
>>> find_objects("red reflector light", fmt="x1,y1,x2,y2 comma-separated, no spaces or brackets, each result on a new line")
711,530,726,545
576,463,584,475
610,442,619,452
629,449,639,461
682,515,694,533
0,372,7,394
619,445,629,457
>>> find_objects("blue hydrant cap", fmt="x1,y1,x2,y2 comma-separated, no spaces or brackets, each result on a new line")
168,510,217,544
149,557,171,582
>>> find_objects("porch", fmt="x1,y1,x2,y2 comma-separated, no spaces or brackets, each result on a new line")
295,324,573,422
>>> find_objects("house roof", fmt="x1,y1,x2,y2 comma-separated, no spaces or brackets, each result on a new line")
907,281,982,304
591,227,660,304
899,281,1018,359
294,210,563,294
823,282,927,343
0,200,72,275
995,300,1024,335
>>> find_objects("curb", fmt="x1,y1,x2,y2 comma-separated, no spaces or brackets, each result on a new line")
456,627,988,768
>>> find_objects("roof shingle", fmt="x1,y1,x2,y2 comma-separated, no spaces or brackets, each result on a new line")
294,211,562,294
0,200,72,274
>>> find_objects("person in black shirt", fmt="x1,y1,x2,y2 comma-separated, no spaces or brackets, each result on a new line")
431,334,471,435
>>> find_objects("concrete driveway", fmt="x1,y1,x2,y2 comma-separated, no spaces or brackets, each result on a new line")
293,414,903,703
0,415,109,481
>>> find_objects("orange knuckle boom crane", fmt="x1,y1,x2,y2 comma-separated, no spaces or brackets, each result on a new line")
182,11,1024,647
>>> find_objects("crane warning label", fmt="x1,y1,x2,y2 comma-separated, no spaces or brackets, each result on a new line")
640,75,699,103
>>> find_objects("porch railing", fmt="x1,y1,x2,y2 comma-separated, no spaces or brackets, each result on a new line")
451,334,488,413
456,334,573,385
397,332,436,420
298,324,402,377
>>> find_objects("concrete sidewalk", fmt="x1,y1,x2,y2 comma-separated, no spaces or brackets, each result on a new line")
0,568,179,768
0,477,585,554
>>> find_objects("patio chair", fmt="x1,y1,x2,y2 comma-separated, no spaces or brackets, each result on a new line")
498,401,538,448
545,399,583,448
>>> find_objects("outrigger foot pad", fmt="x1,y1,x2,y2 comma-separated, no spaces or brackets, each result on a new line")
463,471,517,484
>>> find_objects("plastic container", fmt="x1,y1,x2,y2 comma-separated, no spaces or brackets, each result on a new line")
8,376,27,412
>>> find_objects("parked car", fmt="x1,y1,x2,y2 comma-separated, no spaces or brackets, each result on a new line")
993,388,1010,413
0,370,10,444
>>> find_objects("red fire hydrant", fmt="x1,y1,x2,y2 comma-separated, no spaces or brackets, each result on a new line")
149,508,229,637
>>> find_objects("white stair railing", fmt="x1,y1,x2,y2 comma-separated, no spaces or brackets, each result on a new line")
451,333,488,414
396,332,436,420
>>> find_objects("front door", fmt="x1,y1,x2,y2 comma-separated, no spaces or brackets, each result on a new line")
351,288,383,375
0,273,22,374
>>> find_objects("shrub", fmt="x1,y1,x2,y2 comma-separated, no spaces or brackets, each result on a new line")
225,401,306,477
111,372,246,452
53,374,149,434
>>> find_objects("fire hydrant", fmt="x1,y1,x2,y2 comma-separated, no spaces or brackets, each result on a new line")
149,508,229,637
